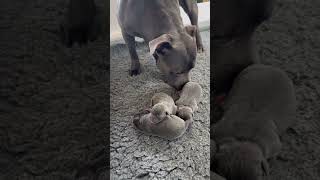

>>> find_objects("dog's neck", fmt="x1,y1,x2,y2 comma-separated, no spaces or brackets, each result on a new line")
213,32,259,66
212,32,253,48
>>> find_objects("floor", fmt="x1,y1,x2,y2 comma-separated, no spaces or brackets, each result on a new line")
110,31,211,179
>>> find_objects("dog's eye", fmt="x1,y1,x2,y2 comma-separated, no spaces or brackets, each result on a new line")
169,71,184,76
153,53,159,60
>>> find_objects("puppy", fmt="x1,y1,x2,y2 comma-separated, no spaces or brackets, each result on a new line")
212,65,297,180
176,82,202,120
133,92,191,140
150,92,177,123
133,114,191,140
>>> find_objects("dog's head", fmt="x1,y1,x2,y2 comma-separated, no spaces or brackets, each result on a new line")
213,141,269,180
149,25,197,90
212,0,275,37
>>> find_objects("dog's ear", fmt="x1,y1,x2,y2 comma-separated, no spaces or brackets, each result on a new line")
149,34,173,58
184,25,197,37
261,159,270,176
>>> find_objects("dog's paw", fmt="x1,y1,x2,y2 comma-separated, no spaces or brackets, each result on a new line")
197,45,205,53
129,67,141,76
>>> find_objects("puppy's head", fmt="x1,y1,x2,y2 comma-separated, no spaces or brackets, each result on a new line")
133,113,159,132
149,25,197,90
151,103,170,122
176,106,193,121
182,82,203,100
213,141,269,180
133,113,148,131
212,0,275,37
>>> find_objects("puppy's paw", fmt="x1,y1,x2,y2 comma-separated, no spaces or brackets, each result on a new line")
176,106,193,121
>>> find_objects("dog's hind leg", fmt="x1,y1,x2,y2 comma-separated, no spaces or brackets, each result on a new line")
179,0,204,52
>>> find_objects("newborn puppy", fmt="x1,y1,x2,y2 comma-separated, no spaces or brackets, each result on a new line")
176,82,202,120
176,82,202,111
133,92,191,140
212,65,297,180
150,92,177,123
133,114,192,140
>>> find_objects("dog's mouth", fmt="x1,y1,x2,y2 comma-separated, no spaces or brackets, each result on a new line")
163,78,188,90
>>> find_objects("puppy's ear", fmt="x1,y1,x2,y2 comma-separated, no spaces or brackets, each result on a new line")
184,25,197,37
261,159,270,176
149,34,173,58
150,116,165,124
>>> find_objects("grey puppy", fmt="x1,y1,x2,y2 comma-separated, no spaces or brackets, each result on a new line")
212,64,297,180
133,92,191,140
176,82,202,120
133,113,192,140
150,92,177,123
212,0,275,94
118,0,203,90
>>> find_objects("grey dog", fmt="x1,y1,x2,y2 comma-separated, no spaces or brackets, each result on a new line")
118,0,204,90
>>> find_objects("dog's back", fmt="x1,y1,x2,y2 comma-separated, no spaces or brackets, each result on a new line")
118,0,183,42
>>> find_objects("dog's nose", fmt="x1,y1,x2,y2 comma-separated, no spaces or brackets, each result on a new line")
162,74,189,90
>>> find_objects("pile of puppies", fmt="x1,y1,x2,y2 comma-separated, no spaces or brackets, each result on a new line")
211,0,297,180
133,82,202,140
212,65,297,180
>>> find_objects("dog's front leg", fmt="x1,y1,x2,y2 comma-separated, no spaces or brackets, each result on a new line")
121,31,141,76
